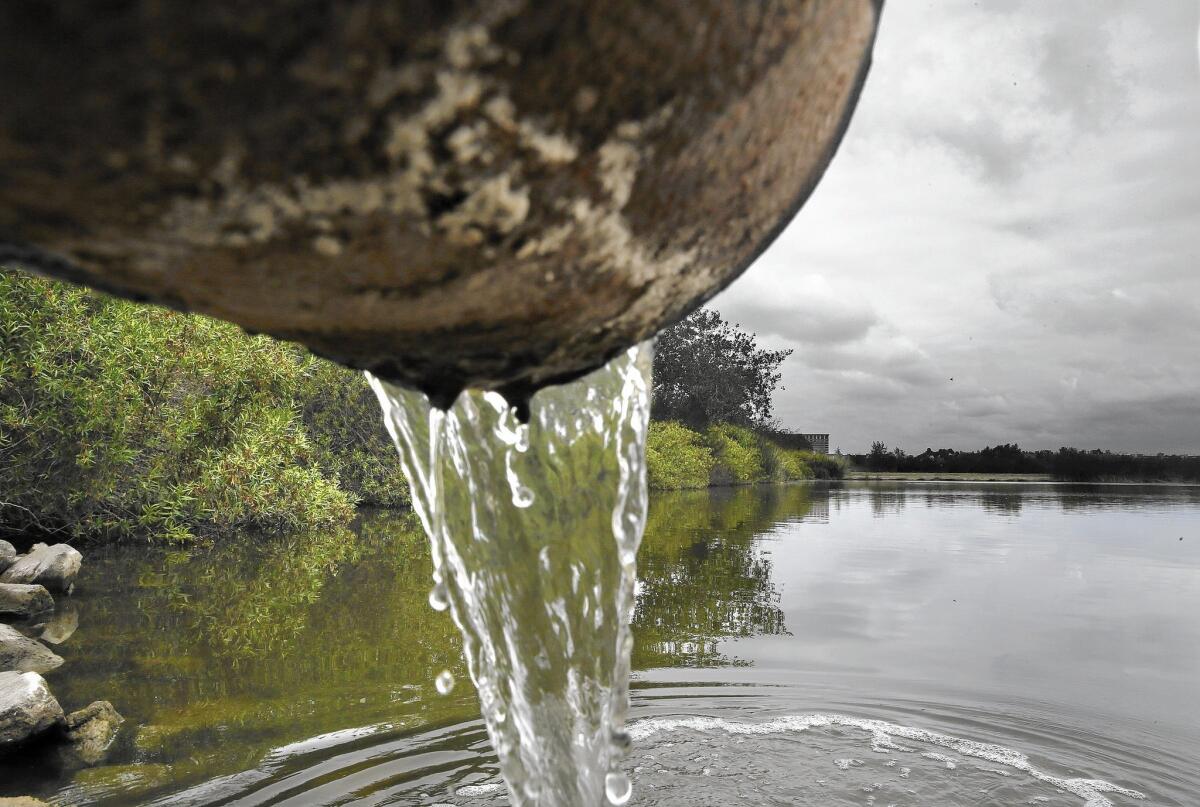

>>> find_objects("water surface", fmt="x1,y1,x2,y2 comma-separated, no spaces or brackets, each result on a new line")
2,482,1197,805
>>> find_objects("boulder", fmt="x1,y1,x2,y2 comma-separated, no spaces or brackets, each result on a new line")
0,670,64,747
0,624,63,674
61,701,124,765
39,605,79,646
0,541,15,573
0,543,82,594
0,584,54,619
0,799,53,807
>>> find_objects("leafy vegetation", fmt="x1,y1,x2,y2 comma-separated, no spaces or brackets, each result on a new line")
646,421,843,490
0,269,405,543
646,308,837,490
706,424,766,484
799,450,845,480
652,308,792,429
645,421,716,489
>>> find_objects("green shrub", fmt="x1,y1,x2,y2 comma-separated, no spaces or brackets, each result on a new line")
793,450,847,480
298,363,410,509
705,424,765,485
646,421,716,490
0,270,405,542
645,422,832,489
776,449,816,481
755,433,786,482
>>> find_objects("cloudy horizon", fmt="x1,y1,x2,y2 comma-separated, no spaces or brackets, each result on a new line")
713,0,1200,455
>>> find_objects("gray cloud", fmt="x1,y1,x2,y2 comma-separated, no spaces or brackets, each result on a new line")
713,0,1200,454
719,273,879,346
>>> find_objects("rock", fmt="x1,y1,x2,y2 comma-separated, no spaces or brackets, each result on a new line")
0,584,54,619
0,543,82,594
61,701,124,765
0,670,64,747
0,798,53,807
0,624,63,674
0,541,15,573
39,605,79,646
0,1,880,401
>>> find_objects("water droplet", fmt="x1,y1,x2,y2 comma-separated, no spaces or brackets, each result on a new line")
428,581,449,611
494,708,506,723
515,424,530,452
512,485,534,508
605,771,632,805
435,670,455,695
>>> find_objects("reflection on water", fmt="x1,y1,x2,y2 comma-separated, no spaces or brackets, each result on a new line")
633,487,806,668
2,482,1198,805
1,514,475,803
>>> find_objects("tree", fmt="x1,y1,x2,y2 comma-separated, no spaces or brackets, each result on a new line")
652,309,792,429
866,441,895,471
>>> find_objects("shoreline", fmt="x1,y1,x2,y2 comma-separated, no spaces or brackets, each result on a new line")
845,471,1200,486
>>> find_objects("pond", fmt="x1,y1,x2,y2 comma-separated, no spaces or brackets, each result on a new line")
2,482,1197,805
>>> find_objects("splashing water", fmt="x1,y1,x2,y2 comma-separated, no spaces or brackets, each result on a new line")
435,669,456,695
367,344,653,806
628,714,1147,807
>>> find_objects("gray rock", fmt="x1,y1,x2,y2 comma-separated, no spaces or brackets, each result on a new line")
0,543,82,594
0,583,54,619
0,540,15,573
0,623,63,674
61,700,124,765
39,605,79,646
0,670,64,747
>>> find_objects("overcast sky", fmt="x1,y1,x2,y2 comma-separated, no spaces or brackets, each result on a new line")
712,1,1200,454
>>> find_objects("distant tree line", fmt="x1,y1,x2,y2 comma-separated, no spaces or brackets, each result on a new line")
851,442,1200,482
1050,448,1200,483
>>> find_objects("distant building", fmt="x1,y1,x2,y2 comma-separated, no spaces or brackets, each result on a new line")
800,433,829,454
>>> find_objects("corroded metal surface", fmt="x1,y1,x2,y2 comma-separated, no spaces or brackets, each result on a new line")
0,1,880,404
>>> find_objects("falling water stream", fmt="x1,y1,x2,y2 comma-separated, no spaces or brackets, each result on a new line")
366,344,652,807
